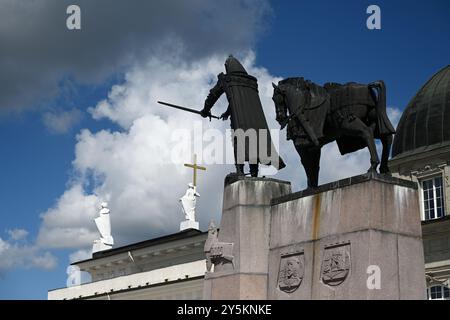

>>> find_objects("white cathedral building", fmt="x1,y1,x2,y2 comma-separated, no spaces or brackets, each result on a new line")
49,65,450,300
48,228,207,300
49,180,208,300
48,163,208,300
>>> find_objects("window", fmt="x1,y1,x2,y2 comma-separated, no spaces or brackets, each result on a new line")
422,176,445,221
427,285,450,300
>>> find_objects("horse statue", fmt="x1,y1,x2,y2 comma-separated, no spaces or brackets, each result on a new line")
272,77,395,189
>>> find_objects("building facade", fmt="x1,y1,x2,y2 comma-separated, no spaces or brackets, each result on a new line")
390,65,450,300
48,229,207,300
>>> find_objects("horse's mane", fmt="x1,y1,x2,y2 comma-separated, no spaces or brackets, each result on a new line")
279,77,303,85
278,77,310,89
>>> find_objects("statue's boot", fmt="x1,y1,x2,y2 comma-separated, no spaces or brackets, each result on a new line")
250,164,258,177
367,160,380,176
236,164,245,176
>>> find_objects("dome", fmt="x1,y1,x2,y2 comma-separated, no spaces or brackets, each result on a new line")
392,65,450,158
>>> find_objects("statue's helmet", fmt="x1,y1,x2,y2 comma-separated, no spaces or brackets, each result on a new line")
225,55,248,75
100,202,108,208
188,182,195,188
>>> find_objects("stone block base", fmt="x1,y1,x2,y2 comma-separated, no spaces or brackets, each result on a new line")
204,173,426,300
204,273,267,300
203,176,291,300
180,220,199,231
268,174,426,300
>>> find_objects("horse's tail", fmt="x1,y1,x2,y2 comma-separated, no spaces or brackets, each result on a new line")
369,80,385,108
369,80,396,136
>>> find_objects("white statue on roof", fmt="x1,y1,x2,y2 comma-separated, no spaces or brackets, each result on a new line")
179,183,200,231
92,202,114,255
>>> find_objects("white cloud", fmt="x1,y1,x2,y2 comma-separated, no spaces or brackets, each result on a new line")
36,53,251,248
388,106,402,129
319,145,370,183
30,252,58,270
7,228,28,241
37,184,99,249
0,238,8,253
0,0,270,113
0,237,57,273
42,108,83,134
69,249,92,263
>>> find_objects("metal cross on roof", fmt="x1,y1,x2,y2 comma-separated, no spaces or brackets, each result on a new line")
184,154,206,187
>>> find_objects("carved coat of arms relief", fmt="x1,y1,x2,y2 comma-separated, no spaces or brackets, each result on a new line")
320,241,351,286
277,250,305,293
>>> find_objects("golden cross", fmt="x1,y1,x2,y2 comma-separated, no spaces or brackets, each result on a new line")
184,154,206,187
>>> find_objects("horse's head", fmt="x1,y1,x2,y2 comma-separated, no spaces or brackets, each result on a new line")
272,78,309,126
272,82,286,126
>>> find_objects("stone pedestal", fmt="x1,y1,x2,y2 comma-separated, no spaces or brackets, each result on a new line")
92,240,112,254
180,220,199,231
203,176,292,300
268,174,426,299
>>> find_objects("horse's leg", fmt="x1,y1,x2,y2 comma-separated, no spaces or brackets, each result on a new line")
295,145,321,188
340,118,380,173
379,134,393,174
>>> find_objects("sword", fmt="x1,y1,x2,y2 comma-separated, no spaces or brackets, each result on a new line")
157,101,220,119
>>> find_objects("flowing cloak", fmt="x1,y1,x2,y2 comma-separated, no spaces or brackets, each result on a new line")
94,208,113,245
180,187,199,221
204,72,286,169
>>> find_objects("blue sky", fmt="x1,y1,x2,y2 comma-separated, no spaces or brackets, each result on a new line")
0,0,449,299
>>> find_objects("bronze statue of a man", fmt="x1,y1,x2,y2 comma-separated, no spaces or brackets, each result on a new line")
200,55,285,177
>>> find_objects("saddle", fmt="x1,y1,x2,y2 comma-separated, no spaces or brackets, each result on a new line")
324,82,376,112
